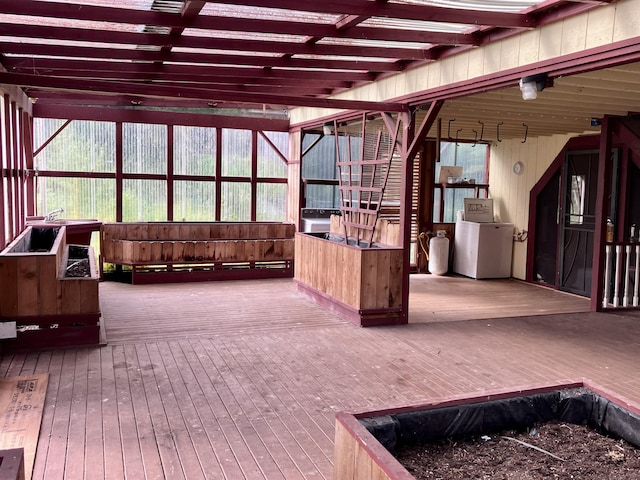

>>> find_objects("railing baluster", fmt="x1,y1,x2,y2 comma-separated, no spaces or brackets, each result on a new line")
624,245,631,307
603,244,611,308
635,244,640,307
614,245,622,308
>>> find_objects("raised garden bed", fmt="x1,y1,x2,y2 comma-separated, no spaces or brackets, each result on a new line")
294,232,403,327
333,381,640,480
0,226,101,350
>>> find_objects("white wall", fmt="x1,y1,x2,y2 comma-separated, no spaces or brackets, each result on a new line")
487,132,594,279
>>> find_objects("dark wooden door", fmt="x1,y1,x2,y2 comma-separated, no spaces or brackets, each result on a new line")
559,151,599,296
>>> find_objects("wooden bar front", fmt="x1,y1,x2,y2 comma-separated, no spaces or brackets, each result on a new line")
294,232,403,327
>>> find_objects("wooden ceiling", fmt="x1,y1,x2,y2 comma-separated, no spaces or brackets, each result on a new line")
0,0,617,122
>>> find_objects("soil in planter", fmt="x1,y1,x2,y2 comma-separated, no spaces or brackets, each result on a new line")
394,420,640,479
65,245,92,277
65,259,91,277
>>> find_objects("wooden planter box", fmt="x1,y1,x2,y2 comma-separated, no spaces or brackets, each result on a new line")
0,226,101,350
333,381,640,480
294,232,403,326
101,221,295,283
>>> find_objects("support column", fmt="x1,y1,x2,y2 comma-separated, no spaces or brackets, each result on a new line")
591,116,615,311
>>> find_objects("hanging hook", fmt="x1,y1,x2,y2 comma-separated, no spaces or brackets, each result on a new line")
472,130,478,147
522,123,529,143
455,128,462,146
477,121,484,141
447,119,456,140
496,122,503,142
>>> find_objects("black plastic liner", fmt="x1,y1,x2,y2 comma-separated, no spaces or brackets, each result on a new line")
360,388,640,453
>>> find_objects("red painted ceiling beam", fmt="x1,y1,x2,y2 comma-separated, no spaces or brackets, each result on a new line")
0,43,404,72
3,0,478,44
25,77,334,97
28,91,283,111
32,104,291,131
12,68,351,90
0,72,408,112
3,58,374,83
0,23,456,59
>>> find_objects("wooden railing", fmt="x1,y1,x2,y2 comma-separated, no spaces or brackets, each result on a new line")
603,242,640,309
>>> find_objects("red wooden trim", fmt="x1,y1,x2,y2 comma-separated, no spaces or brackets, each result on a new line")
33,118,72,157
4,312,101,326
16,107,24,233
258,130,288,165
3,72,407,112
215,128,222,221
130,264,293,284
398,111,413,324
335,412,416,480
23,112,35,217
35,170,115,179
167,125,174,221
407,101,443,161
115,122,123,222
295,281,402,327
0,96,5,249
7,99,16,239
33,104,290,132
591,116,615,312
251,130,258,221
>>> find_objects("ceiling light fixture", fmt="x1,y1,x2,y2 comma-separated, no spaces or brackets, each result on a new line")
519,73,550,101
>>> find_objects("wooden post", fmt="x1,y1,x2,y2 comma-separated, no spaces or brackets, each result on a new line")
591,116,615,312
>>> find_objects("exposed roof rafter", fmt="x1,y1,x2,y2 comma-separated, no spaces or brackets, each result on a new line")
0,0,617,116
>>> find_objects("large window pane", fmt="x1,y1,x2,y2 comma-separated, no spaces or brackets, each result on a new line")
434,142,489,222
302,134,337,179
37,177,116,221
174,181,216,221
123,179,166,221
174,126,216,176
33,119,115,172
258,132,287,178
222,129,251,177
221,182,250,221
123,123,167,174
257,183,286,221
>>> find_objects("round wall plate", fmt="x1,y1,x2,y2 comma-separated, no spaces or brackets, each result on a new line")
513,161,524,175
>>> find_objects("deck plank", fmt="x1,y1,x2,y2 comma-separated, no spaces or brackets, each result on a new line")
8,276,640,479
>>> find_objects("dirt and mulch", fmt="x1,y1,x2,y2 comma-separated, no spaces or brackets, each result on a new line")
65,258,91,277
394,420,640,479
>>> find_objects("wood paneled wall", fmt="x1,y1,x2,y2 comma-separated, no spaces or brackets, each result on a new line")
489,132,578,279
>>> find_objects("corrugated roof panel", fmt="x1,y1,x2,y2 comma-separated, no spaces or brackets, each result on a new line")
318,37,432,49
360,17,470,34
172,46,282,57
30,0,154,9
182,28,307,44
0,14,142,32
392,0,541,11
200,3,339,24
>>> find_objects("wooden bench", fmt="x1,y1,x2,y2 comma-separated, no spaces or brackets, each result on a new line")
100,222,296,284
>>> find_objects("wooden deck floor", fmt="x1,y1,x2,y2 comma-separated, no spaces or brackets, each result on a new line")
3,275,638,480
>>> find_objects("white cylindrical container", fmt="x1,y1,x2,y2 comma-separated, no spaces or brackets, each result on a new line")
428,230,449,275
